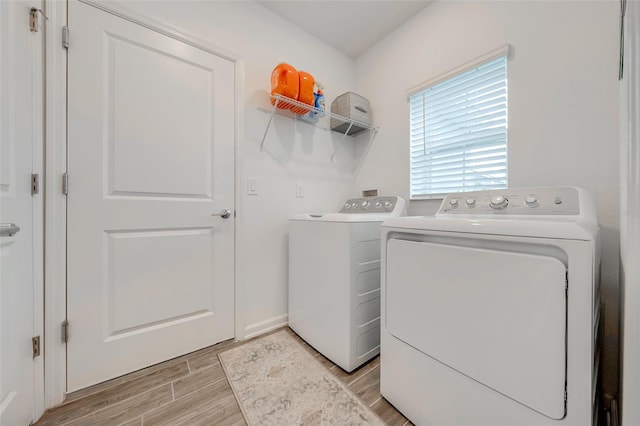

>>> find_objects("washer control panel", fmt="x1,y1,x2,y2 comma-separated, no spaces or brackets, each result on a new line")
438,187,580,216
340,196,402,214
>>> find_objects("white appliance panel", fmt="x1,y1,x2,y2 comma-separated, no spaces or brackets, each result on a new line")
289,221,382,371
386,238,568,419
289,221,352,367
288,196,405,372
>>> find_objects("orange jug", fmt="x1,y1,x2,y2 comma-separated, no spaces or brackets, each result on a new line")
271,63,299,109
291,71,315,114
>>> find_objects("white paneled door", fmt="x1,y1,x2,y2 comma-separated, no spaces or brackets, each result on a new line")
67,1,235,391
0,0,42,424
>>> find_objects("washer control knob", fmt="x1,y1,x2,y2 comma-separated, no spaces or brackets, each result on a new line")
351,202,358,208
384,201,393,209
449,199,459,208
375,201,383,208
466,198,476,207
525,196,539,207
344,202,351,209
489,195,508,210
361,200,370,208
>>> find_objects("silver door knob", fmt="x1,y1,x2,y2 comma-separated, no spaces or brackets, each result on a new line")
0,223,21,237
211,209,231,219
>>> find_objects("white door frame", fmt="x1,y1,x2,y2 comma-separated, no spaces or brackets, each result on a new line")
30,0,46,417
43,0,68,409
43,0,245,407
621,0,640,424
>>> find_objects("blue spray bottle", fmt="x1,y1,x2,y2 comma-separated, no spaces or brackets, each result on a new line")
314,85,325,118
301,83,324,123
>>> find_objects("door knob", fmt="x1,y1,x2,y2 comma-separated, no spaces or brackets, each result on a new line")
0,223,21,237
211,209,231,219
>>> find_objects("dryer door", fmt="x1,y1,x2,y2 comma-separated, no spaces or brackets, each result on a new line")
386,238,567,419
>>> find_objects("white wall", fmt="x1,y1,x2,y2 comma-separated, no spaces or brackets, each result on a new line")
122,1,362,337
354,0,620,396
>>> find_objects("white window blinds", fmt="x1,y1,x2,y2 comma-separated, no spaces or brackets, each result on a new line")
409,54,508,199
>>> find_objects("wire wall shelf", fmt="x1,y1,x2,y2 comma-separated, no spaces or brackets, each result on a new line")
259,94,378,160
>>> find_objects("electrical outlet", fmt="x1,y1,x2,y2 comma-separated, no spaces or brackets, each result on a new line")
296,183,304,198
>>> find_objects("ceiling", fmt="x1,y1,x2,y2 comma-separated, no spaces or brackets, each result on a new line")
258,1,432,58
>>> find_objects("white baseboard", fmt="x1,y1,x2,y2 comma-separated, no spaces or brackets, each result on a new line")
243,314,288,340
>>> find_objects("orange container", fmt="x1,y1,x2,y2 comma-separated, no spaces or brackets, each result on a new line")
270,63,299,109
291,71,315,114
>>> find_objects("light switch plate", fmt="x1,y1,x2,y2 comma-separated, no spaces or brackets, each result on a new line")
247,178,258,195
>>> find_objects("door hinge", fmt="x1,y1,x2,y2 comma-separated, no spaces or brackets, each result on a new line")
29,8,38,32
31,174,40,195
32,336,41,358
62,172,68,195
62,320,69,343
29,7,47,33
62,26,70,49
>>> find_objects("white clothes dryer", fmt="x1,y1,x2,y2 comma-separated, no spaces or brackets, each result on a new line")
289,196,406,372
381,187,601,426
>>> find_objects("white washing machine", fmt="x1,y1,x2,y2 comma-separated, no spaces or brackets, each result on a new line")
289,196,406,372
381,187,601,426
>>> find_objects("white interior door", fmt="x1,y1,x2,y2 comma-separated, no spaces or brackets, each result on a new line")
67,1,235,391
0,0,42,423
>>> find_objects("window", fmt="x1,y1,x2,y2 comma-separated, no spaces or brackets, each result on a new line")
409,48,508,199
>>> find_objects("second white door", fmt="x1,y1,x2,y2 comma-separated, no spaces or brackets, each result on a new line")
0,0,43,422
67,1,235,391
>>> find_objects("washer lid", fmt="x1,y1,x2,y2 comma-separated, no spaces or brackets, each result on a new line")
382,216,598,240
290,213,390,223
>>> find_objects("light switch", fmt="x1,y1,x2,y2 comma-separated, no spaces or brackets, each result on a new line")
247,178,258,195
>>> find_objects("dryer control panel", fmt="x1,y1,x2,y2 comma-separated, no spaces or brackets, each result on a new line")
340,196,405,215
437,187,581,216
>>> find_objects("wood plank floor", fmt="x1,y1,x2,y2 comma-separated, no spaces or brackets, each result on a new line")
35,327,411,426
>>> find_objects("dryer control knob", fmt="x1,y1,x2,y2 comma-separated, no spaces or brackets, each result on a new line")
525,196,539,207
344,203,351,209
361,200,370,208
384,201,393,209
489,196,508,210
375,201,383,208
466,198,476,207
449,199,459,208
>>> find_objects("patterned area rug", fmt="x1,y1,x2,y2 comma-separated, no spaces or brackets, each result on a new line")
218,330,385,426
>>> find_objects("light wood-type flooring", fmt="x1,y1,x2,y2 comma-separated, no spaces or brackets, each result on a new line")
35,327,412,426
